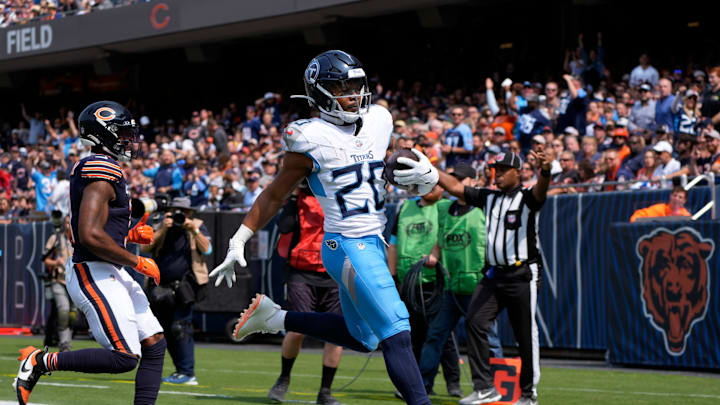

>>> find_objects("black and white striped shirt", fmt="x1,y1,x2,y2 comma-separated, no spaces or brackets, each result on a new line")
464,186,545,267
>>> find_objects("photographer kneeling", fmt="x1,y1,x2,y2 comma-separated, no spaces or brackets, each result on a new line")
141,197,212,385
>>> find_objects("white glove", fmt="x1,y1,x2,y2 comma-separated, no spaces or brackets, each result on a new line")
393,148,439,192
209,224,253,288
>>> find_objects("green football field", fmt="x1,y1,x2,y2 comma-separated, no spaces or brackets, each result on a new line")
1,336,719,405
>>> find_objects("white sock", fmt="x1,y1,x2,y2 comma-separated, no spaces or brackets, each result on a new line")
266,309,287,331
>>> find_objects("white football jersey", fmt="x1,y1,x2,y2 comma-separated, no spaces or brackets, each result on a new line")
283,105,392,237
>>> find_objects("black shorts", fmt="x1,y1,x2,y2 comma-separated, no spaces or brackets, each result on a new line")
286,281,342,315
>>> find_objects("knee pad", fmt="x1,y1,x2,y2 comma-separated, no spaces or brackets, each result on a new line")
113,351,139,373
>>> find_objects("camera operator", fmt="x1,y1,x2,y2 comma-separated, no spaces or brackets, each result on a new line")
42,211,73,352
141,197,212,385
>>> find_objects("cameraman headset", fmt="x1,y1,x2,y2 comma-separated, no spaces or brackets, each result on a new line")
140,196,211,385
42,211,73,352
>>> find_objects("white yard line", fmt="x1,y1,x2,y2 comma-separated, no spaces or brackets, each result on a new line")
549,387,720,399
158,390,230,398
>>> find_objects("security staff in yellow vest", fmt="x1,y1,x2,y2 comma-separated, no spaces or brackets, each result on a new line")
418,163,503,397
388,185,462,397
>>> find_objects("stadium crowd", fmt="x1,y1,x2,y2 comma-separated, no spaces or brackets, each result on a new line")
1,45,720,223
0,0,147,27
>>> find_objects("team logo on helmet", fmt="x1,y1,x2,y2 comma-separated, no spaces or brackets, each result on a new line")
94,107,116,121
636,227,714,356
305,59,320,84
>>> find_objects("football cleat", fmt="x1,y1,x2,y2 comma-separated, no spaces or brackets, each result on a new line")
13,346,49,405
267,376,290,403
233,294,282,342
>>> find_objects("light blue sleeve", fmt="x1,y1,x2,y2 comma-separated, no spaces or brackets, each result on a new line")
460,125,473,151
172,168,183,191
142,167,159,178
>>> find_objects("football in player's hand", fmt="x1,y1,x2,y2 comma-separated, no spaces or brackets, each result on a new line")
383,148,418,193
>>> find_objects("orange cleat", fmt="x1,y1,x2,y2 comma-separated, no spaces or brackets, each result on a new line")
13,346,48,405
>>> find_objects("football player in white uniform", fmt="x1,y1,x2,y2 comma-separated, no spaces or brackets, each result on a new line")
210,50,437,404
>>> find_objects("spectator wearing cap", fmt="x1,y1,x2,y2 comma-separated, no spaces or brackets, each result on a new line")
602,149,634,191
630,83,656,132
138,115,156,144
242,106,263,142
255,92,283,127
701,67,720,128
672,89,701,135
629,54,659,88
655,78,676,133
515,94,550,153
610,127,631,163
259,160,277,188
531,134,546,154
621,134,647,175
143,149,184,198
490,126,510,151
654,124,671,143
418,163,502,398
242,169,263,207
557,74,588,136
697,129,720,174
184,111,207,144
651,141,681,181
31,160,57,213
442,106,474,168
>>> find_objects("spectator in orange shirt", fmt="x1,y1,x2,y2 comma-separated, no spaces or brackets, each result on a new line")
611,127,631,163
629,186,691,222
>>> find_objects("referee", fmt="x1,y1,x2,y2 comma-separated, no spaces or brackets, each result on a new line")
436,150,551,405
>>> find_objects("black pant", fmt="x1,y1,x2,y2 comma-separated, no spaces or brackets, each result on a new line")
465,263,541,397
408,307,460,386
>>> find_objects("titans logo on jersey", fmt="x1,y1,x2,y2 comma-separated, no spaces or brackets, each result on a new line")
283,105,393,238
69,154,130,263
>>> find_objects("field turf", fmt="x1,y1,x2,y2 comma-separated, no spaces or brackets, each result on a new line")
0,336,718,404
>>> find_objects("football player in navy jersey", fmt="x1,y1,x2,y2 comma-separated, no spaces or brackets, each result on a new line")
14,101,166,405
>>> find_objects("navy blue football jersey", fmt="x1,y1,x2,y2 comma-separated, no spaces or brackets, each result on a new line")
69,154,130,263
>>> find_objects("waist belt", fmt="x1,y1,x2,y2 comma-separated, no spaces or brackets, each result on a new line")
493,259,537,271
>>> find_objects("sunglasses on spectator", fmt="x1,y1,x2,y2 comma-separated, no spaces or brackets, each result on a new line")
451,112,464,116
559,158,573,162
522,167,533,171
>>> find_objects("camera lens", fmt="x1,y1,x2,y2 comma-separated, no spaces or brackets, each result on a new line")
172,210,186,226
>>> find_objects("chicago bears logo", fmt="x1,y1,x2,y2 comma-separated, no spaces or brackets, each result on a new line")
94,107,116,121
636,227,714,356
305,59,320,84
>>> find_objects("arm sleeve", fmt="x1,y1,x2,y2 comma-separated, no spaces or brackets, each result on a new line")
524,188,546,211
486,89,500,115
463,186,490,208
461,125,473,151
172,169,183,191
142,167,158,178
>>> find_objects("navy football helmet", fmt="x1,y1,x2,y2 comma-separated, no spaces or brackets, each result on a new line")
78,101,139,162
294,50,371,124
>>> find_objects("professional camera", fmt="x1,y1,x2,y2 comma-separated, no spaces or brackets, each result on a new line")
50,210,63,230
131,193,171,219
170,210,186,227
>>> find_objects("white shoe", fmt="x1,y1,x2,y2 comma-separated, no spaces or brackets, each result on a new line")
233,294,282,342
459,387,502,405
